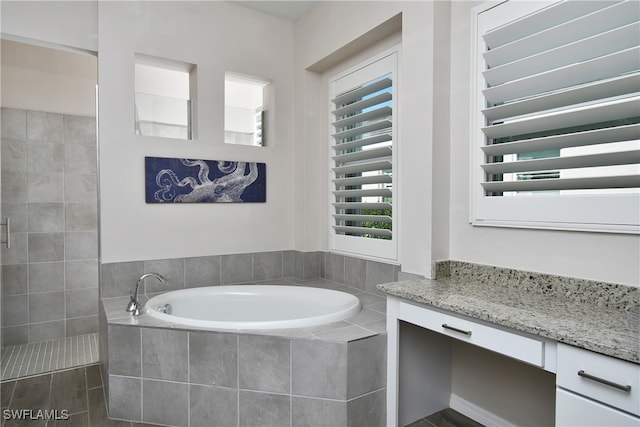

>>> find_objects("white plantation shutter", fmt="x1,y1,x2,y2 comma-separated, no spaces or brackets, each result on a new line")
330,51,398,260
472,0,640,232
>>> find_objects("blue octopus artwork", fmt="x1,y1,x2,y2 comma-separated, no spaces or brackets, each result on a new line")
145,157,266,203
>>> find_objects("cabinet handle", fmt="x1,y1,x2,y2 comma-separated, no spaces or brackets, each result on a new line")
577,370,632,392
442,324,472,336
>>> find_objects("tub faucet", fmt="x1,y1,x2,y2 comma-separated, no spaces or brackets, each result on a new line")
126,272,167,316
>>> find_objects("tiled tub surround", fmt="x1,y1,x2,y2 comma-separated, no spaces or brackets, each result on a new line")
100,278,388,427
1,108,99,347
380,261,639,364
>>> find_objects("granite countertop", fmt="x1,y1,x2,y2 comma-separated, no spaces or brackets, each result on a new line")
378,277,640,364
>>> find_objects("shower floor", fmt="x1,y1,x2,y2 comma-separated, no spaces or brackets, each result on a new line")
1,333,99,381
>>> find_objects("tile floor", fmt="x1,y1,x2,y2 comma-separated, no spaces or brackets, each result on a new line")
408,408,484,427
0,364,160,427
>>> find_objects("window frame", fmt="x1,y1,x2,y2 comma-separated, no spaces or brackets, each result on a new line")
328,47,400,261
469,0,640,234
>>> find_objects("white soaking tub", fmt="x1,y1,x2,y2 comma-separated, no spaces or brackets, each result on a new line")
143,285,361,329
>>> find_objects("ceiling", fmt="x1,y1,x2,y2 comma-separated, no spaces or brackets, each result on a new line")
227,1,318,21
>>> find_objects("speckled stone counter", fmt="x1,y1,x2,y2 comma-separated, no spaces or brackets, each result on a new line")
378,266,639,364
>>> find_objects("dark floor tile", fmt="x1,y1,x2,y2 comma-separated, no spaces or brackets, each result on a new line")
1,381,16,408
86,364,103,390
51,368,87,414
425,408,484,427
9,374,52,413
50,411,89,426
87,387,130,427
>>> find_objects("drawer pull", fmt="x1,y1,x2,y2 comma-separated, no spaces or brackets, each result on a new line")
577,370,632,392
442,324,472,336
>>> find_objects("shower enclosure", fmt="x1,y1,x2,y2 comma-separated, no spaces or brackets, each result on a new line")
0,39,99,380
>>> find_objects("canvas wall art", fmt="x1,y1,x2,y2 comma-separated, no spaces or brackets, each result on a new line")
145,156,266,203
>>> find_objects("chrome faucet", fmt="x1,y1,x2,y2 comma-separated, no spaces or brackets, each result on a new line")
126,272,167,316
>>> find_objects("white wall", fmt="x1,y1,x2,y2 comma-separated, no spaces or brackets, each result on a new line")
294,1,449,277
448,1,639,286
98,1,295,262
0,1,97,52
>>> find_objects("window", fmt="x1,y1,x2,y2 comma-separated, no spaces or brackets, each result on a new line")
471,0,640,233
224,72,271,146
135,54,195,140
329,50,398,260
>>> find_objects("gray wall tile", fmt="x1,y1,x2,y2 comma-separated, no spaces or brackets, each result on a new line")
239,334,290,393
27,173,63,202
63,115,96,145
108,324,141,377
100,261,144,298
253,251,283,281
2,325,28,346
347,388,386,427
303,252,322,279
190,384,238,427
142,328,188,381
185,256,220,287
2,264,28,295
142,379,188,427
64,173,97,202
27,203,64,232
29,262,64,292
221,253,253,284
347,334,387,399
65,231,98,260
29,291,65,323
239,391,290,427
189,331,237,388
324,253,345,283
1,108,26,140
366,260,397,294
27,142,64,173
27,111,63,143
292,396,347,427
2,138,26,172
65,260,98,289
2,294,28,326
344,256,366,290
28,320,65,342
1,232,27,265
2,171,27,202
2,202,27,231
28,232,64,262
108,375,141,421
292,339,347,400
143,258,184,292
66,315,98,336
283,250,295,277
66,287,98,318
65,202,97,231
64,143,97,173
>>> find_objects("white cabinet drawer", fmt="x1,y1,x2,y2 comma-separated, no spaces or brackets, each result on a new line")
398,301,545,367
556,388,640,426
557,343,639,416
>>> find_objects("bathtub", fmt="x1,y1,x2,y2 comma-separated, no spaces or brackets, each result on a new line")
143,284,361,329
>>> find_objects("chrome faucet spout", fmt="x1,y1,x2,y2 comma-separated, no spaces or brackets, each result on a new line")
126,272,167,316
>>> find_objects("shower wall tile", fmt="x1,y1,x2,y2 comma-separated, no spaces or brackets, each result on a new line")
66,315,98,336
27,142,64,173
64,144,96,173
108,376,141,421
1,139,27,172
2,171,27,202
292,396,348,427
28,232,64,262
2,202,27,232
65,202,97,231
221,253,253,285
239,334,290,393
63,115,96,145
184,256,220,287
65,231,98,260
189,331,237,388
2,232,27,265
2,326,28,346
189,384,237,427
27,203,64,232
26,111,63,143
66,288,98,318
2,294,28,326
141,328,188,382
29,291,65,323
28,262,64,292
28,320,65,342
239,391,290,427
65,260,98,289
27,173,64,202
253,251,283,281
1,108,26,140
142,379,188,427
292,339,347,400
2,264,28,295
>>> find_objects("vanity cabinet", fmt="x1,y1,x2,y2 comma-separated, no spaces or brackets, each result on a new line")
556,343,639,426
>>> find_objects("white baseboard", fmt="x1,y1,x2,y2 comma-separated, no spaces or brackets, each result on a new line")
450,394,517,427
